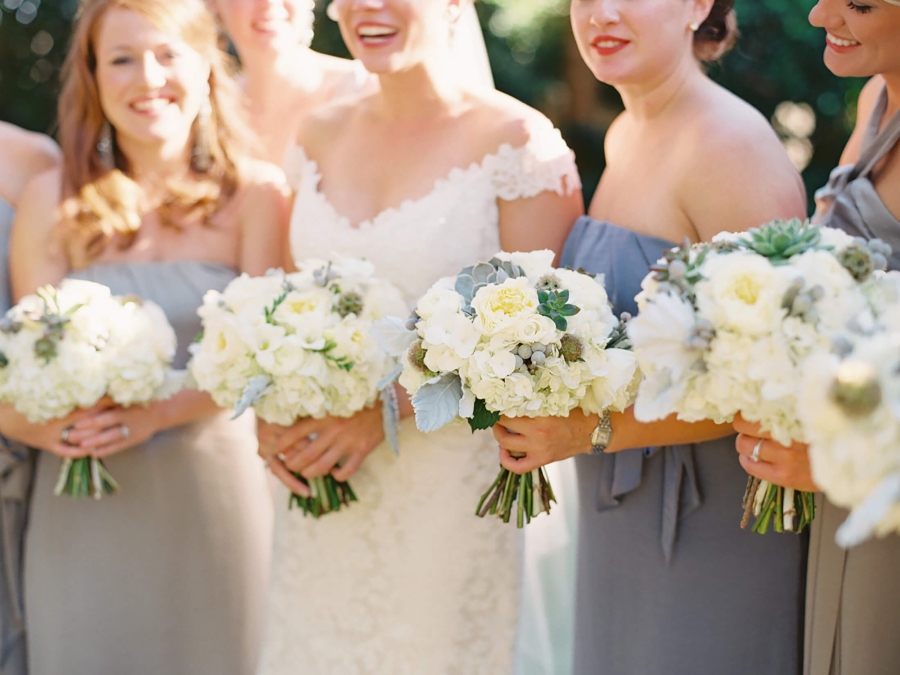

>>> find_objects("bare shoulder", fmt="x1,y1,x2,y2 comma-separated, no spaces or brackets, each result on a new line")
678,84,806,236
0,122,61,206
236,157,290,195
465,89,562,155
294,96,361,159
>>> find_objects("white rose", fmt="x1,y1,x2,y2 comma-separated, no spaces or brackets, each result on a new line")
493,250,556,280
471,277,539,337
513,314,558,345
416,289,464,321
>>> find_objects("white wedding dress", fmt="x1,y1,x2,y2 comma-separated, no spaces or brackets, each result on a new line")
257,117,580,675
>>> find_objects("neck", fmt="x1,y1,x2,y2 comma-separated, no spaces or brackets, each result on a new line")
241,45,325,113
372,54,462,121
117,137,192,189
882,72,900,122
616,54,704,122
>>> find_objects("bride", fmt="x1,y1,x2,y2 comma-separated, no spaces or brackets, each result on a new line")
255,0,583,673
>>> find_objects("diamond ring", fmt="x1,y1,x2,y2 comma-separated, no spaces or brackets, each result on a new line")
750,439,764,463
60,426,73,444
120,424,130,440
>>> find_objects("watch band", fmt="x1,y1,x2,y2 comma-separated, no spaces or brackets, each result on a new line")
589,410,613,455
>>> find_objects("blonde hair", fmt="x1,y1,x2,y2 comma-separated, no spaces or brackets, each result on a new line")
59,0,252,256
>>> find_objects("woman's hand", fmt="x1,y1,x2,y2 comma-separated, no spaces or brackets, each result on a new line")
493,410,598,475
0,400,113,458
733,414,819,492
257,420,311,497
70,401,166,458
267,406,386,486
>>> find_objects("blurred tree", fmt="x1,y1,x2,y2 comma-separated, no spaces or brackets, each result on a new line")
0,0,865,210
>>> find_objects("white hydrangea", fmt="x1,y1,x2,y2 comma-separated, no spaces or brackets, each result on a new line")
0,280,177,423
188,259,408,425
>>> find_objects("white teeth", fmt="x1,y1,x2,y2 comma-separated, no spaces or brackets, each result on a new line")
827,34,860,47
132,98,169,112
358,25,396,38
595,41,624,48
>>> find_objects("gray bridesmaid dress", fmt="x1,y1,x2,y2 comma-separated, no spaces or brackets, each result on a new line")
24,261,272,675
561,217,806,675
806,86,900,675
0,199,34,675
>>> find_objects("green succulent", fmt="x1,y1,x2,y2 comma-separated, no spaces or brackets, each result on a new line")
537,289,579,331
34,335,58,363
739,219,822,263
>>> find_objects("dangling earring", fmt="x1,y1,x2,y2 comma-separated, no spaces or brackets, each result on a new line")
326,1,339,22
191,95,213,174
97,120,115,170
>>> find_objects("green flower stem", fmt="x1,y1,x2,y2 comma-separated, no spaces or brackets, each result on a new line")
54,458,118,500
741,475,815,535
288,473,357,518
476,466,556,528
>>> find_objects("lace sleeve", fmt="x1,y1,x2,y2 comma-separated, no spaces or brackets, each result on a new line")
488,119,581,201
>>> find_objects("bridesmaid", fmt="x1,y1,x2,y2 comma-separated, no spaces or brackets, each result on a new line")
492,1,809,674
8,0,289,673
211,0,368,163
0,122,59,675
735,2,900,674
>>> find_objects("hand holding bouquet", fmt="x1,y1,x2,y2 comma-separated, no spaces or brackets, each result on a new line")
628,219,893,533
382,250,638,527
188,259,407,517
0,279,178,499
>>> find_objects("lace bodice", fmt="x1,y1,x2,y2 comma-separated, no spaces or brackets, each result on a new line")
259,119,580,675
284,118,580,303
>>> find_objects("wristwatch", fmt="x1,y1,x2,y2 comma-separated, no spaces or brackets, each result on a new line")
589,410,613,455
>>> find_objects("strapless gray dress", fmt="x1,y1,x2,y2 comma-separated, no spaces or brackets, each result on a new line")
562,217,806,675
0,199,33,675
805,87,900,675
24,261,273,675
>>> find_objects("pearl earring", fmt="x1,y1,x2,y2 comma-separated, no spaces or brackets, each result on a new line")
689,21,699,31
326,1,338,22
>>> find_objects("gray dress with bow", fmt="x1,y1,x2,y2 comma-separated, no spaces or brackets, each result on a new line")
0,199,33,675
805,86,900,675
24,261,272,675
562,217,806,675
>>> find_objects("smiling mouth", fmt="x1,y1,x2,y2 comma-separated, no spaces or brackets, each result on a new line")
826,33,861,48
356,25,398,44
130,97,172,113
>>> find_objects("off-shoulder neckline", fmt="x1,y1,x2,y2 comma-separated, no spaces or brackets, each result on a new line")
287,140,530,231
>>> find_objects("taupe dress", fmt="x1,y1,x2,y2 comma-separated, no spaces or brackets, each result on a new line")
24,261,272,675
806,86,900,675
0,198,34,675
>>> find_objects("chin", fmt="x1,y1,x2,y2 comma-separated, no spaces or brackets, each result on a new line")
822,52,870,79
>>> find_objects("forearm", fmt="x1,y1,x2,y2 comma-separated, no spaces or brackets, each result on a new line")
606,407,734,453
154,389,222,431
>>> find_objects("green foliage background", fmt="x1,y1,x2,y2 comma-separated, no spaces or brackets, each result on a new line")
0,0,863,209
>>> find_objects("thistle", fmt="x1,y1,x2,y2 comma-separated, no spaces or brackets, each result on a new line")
837,242,876,282
536,274,562,292
829,360,882,417
739,218,822,263
407,339,431,373
336,292,364,318
559,334,584,362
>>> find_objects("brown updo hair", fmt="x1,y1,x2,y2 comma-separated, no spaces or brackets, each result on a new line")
693,0,738,62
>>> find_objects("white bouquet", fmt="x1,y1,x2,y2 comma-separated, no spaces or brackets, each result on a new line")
188,259,407,517
0,279,178,498
799,292,900,547
379,250,639,527
628,219,893,533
